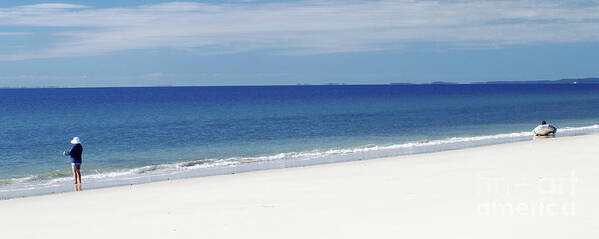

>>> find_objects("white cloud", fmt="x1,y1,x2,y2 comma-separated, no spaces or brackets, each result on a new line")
0,0,599,60
0,31,31,36
18,3,87,9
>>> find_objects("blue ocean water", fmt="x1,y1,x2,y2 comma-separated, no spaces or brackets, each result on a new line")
2,84,599,198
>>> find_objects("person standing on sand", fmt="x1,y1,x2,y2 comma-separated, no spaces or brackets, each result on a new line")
63,137,83,191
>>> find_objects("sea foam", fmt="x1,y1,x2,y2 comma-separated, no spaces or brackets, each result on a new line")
2,124,599,199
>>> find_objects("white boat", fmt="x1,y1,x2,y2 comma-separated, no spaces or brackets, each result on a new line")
533,125,557,136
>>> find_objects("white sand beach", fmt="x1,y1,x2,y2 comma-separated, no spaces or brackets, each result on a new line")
2,134,599,238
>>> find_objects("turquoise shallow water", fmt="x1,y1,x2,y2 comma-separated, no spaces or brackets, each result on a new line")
1,84,599,198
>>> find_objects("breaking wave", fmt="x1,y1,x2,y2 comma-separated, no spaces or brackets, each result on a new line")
2,124,599,199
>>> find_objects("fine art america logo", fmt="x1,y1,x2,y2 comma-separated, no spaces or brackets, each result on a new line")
477,171,577,216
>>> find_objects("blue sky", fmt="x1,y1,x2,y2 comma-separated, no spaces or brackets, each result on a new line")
1,0,599,87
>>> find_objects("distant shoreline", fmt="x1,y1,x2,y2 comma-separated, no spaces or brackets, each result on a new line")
1,77,599,89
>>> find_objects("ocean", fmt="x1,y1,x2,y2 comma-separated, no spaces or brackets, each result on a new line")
2,84,599,198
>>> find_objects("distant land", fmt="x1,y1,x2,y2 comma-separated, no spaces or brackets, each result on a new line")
2,78,599,89
472,77,599,84
389,77,599,85
390,81,459,85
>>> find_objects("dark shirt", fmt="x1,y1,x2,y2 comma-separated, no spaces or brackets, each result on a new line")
66,144,83,164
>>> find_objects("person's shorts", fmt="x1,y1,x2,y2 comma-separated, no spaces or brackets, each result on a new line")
72,163,81,170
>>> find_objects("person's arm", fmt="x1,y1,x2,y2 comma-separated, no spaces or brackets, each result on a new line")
64,146,75,156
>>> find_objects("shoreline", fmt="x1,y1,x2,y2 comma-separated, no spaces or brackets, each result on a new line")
2,128,599,200
2,133,599,238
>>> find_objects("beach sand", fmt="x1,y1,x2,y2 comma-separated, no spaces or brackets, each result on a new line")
2,134,599,238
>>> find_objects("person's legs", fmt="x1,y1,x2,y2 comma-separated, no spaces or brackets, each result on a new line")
75,168,82,184
70,164,82,191
71,165,77,184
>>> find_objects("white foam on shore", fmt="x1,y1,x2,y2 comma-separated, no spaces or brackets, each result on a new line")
2,124,599,199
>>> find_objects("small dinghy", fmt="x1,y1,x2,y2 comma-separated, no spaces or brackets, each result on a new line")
533,124,557,136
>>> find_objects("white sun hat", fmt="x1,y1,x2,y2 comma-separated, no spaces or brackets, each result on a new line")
70,137,81,144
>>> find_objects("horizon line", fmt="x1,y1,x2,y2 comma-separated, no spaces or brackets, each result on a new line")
1,80,596,90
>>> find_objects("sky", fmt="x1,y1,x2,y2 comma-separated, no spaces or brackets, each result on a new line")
1,0,599,87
